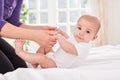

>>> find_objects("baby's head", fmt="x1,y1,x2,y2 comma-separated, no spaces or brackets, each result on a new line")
74,15,101,43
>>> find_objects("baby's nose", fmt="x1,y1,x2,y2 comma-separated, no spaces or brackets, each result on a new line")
79,31,84,35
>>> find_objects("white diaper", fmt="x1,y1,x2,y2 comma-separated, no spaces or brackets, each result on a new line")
46,49,77,68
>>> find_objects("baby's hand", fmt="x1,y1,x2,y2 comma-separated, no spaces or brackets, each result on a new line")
56,34,65,40
55,28,63,34
55,28,69,39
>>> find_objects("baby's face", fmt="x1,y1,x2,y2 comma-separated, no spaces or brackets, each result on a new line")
74,19,98,43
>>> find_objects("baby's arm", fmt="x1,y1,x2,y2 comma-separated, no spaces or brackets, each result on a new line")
56,34,77,55
15,39,56,68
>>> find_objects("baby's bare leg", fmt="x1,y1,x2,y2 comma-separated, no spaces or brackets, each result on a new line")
44,48,54,54
37,54,57,68
31,47,45,68
37,47,54,55
32,47,54,68
37,47,45,55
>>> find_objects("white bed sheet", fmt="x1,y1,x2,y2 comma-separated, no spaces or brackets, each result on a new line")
0,45,120,80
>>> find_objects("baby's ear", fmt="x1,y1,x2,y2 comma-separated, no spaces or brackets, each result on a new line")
92,35,98,40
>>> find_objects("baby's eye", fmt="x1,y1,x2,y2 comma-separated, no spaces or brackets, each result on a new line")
86,31,90,34
77,27,81,30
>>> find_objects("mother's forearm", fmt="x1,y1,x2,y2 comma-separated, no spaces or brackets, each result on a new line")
20,24,55,30
0,23,37,41
20,24,43,30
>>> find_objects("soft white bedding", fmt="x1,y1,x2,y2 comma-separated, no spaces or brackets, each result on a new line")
0,45,120,80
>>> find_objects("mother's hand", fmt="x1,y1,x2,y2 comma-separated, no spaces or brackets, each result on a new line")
39,26,57,30
34,30,57,48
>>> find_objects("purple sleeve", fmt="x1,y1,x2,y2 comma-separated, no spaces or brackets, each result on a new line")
6,0,23,27
0,0,23,30
0,0,7,29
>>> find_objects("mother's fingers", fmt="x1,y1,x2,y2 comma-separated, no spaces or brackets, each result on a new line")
48,26,57,30
47,30,58,35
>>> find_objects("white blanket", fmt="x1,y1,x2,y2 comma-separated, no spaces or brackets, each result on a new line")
0,45,120,80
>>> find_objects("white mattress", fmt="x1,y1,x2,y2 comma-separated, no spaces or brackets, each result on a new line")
0,45,120,80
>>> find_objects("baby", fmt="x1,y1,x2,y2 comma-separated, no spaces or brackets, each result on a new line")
15,15,101,68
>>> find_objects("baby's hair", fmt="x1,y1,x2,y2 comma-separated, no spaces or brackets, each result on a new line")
78,15,101,34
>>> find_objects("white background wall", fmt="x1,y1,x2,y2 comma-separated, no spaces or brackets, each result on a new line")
107,0,120,45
